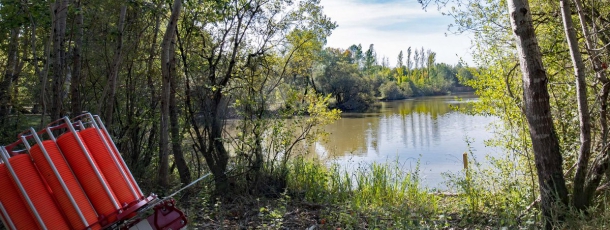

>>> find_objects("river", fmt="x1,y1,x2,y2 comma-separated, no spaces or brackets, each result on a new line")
313,93,498,188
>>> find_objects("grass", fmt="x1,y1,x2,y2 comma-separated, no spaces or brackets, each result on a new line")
180,154,610,229
181,158,495,229
293,158,445,229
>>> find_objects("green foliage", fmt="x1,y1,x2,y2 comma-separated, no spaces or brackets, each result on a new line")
288,158,440,228
285,155,539,228
430,0,610,227
437,1,544,223
314,45,471,110
11,0,610,227
188,151,610,229
232,79,341,195
314,49,375,111
379,81,405,100
364,44,377,73
443,140,534,227
289,157,439,213
258,193,290,229
0,0,341,194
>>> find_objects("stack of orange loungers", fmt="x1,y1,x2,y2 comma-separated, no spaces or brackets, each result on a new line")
0,114,144,230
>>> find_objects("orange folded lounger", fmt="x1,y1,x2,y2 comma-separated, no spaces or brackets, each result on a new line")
81,128,139,205
98,125,143,199
8,154,70,229
57,131,120,223
0,162,38,230
30,141,100,230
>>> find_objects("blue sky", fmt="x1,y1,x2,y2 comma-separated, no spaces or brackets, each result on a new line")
320,0,474,65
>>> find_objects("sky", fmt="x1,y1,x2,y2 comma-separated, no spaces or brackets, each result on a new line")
320,0,474,66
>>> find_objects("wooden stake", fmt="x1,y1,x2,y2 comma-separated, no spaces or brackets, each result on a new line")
463,153,468,170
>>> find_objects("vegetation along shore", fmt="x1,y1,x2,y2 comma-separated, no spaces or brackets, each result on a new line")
1,0,610,229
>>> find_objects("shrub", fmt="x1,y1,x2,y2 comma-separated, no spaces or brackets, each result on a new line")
380,82,405,100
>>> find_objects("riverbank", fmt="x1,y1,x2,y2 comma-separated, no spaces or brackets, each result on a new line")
182,158,468,229
179,158,610,229
378,86,475,103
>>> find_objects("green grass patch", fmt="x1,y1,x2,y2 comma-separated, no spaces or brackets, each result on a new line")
185,155,610,229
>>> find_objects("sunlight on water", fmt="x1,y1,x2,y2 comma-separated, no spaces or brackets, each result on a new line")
315,93,498,188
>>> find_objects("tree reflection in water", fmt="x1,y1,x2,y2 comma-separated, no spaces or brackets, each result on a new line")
314,93,498,188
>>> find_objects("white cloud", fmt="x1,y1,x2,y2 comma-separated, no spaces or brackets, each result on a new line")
320,0,474,65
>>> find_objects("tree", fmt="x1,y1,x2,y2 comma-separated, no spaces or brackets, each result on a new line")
397,50,404,69
381,56,389,68
406,47,412,74
70,0,84,117
159,0,182,189
380,81,405,100
559,0,591,210
348,44,363,66
0,0,335,200
50,0,69,120
315,48,372,111
283,29,326,96
98,5,127,125
179,0,336,195
364,44,376,73
419,46,428,68
421,0,610,225
572,0,610,210
507,0,568,227
0,28,23,125
414,49,420,70
427,51,436,77
169,36,191,194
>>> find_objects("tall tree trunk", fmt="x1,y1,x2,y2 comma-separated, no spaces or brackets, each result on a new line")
135,4,161,177
169,33,191,190
507,0,569,228
25,2,50,127
159,0,182,189
51,0,69,120
560,0,592,211
99,5,127,125
40,37,51,128
572,0,610,205
0,28,21,123
70,0,84,116
209,93,230,196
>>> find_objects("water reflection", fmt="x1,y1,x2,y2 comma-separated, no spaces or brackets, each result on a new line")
316,93,497,188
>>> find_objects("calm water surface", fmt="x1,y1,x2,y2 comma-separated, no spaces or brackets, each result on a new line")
314,93,498,188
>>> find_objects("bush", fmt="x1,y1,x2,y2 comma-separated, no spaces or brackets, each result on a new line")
399,82,414,97
380,82,405,100
338,93,373,111
314,61,375,111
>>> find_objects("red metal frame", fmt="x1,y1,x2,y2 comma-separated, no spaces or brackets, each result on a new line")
0,114,190,230
147,199,188,230
115,197,188,230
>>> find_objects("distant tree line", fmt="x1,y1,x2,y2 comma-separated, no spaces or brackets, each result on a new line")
314,44,475,111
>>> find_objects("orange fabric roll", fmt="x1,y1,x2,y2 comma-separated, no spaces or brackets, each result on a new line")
101,129,143,198
57,132,119,223
81,128,138,205
29,141,100,230
8,154,70,229
0,163,39,230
